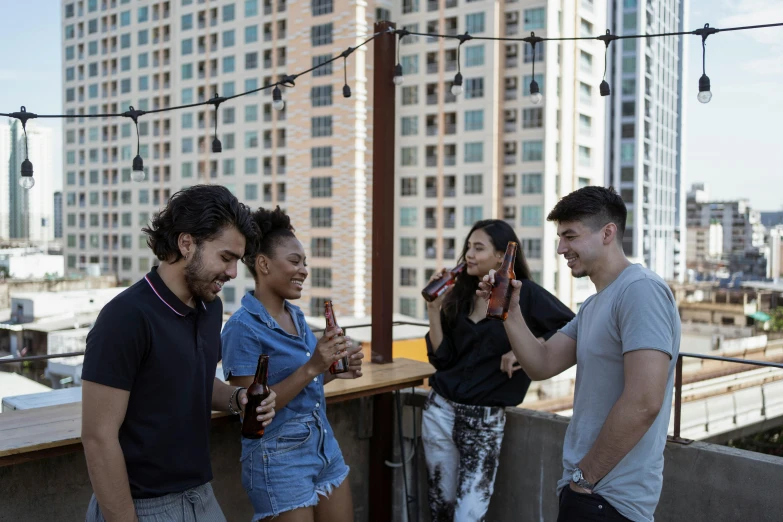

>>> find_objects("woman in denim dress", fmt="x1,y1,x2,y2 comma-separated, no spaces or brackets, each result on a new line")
221,207,364,522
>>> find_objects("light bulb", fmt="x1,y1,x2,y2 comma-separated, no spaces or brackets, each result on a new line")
698,73,712,104
131,169,146,182
697,90,712,104
451,84,463,96
531,92,543,105
19,176,35,190
272,86,285,111
132,154,146,182
272,99,285,111
393,64,404,86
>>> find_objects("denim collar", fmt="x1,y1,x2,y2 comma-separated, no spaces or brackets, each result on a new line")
241,291,305,334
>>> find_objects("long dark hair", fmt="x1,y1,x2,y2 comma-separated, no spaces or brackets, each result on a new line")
442,219,531,329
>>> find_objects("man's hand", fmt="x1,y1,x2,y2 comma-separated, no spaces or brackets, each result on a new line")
238,388,277,427
500,350,522,378
334,337,364,379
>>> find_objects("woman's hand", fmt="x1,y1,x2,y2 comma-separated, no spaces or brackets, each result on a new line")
424,269,453,310
500,351,522,379
307,328,347,374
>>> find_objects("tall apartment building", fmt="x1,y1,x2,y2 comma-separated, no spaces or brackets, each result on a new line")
394,0,607,316
605,0,688,282
0,123,10,239
54,191,64,239
61,0,388,315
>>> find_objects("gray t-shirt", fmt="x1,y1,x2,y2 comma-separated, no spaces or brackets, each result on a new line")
557,264,680,522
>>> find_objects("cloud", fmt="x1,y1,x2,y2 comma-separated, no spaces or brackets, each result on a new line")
716,0,783,45
0,69,19,80
741,55,783,76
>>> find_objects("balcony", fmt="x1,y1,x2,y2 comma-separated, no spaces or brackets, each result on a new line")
426,125,438,136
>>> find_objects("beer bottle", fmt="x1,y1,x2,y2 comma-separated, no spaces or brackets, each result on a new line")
325,301,350,375
421,262,466,303
486,241,517,321
241,354,271,439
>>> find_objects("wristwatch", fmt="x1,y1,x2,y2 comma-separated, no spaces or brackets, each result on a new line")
571,468,595,491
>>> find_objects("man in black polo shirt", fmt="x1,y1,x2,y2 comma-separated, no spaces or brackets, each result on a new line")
81,185,277,522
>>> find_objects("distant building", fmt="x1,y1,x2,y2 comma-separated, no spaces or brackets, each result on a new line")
53,192,63,239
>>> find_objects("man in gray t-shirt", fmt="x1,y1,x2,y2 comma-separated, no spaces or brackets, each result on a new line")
481,187,679,522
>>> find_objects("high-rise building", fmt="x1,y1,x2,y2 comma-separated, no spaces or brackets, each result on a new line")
0,122,11,239
8,120,26,240
394,0,607,315
61,0,608,316
21,125,55,242
605,0,688,282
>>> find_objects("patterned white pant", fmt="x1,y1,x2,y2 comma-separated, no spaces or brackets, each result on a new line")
421,390,506,522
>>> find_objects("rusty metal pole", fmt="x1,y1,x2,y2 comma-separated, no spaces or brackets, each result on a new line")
369,20,397,522
668,354,691,444
371,20,396,365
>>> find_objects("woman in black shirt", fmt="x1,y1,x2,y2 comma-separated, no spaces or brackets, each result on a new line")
422,219,574,521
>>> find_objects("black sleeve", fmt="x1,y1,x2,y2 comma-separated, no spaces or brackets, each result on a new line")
425,310,458,370
81,298,151,391
518,281,575,340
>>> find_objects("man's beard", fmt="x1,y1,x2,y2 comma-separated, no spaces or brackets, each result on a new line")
184,246,220,303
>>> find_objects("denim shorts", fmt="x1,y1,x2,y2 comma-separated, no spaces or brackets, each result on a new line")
240,412,349,521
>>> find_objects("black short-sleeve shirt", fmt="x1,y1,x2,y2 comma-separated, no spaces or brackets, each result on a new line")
81,267,223,499
426,279,574,407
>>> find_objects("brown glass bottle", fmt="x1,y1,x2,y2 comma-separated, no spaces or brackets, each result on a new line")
326,301,350,375
241,354,271,439
421,262,467,303
486,241,517,321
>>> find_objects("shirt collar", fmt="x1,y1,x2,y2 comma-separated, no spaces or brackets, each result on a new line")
241,291,304,330
144,266,205,317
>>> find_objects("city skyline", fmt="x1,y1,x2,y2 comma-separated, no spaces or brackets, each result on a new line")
1,0,781,211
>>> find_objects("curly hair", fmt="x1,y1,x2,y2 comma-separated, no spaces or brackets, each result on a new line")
243,206,297,278
142,184,259,262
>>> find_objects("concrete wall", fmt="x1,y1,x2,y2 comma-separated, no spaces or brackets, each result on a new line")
3,401,782,522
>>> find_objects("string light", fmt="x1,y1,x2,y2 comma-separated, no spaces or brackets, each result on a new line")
598,30,618,97
695,24,718,104
3,22,782,189
524,32,544,105
451,33,472,96
122,106,146,182
209,93,225,153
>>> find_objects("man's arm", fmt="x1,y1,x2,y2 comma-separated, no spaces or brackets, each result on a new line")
81,380,138,522
213,377,276,426
574,349,671,490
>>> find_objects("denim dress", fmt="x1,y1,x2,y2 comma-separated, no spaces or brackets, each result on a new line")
221,292,349,521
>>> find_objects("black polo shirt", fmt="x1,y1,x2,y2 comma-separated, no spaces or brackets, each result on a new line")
82,267,223,499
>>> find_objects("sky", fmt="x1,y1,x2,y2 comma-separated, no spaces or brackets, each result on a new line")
0,0,781,209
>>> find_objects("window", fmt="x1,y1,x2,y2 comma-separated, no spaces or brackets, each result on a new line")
578,177,590,189
401,55,419,75
311,116,333,137
311,85,333,107
182,39,193,55
401,177,417,196
465,78,484,98
245,158,258,174
522,239,541,259
223,159,236,175
66,46,75,60
622,56,636,74
88,41,98,56
311,147,333,168
311,298,330,317
579,114,592,135
580,51,593,73
401,147,418,166
464,142,483,163
401,116,418,136
223,56,235,73
245,105,258,122
621,143,635,163
523,141,544,162
466,13,485,33
245,52,258,69
312,55,333,76
182,113,193,128
245,131,259,148
402,86,418,105
182,138,194,154
221,287,236,304
88,19,98,34
465,45,485,67
120,10,131,26
121,56,131,71
400,268,417,287
579,82,592,104
400,238,417,256
223,30,235,47
311,207,333,227
310,267,332,288
622,101,635,117
400,207,417,227
138,53,149,68
181,162,193,178
464,174,483,195
623,12,637,31
245,25,258,44
578,146,592,166
312,0,333,16
464,110,483,131
521,206,543,227
522,108,543,129
581,19,593,37
622,78,636,96
121,34,131,49
312,238,332,257
245,0,258,16
223,4,236,22
403,0,419,14
311,177,332,197
311,23,333,46
400,298,417,317
524,8,545,30
464,206,483,226
524,44,544,63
